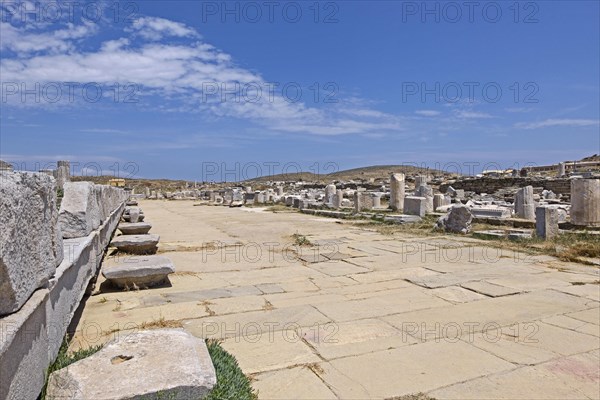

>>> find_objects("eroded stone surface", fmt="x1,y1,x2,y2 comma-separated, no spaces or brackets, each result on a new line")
110,234,160,254
102,255,175,288
118,222,152,235
59,182,101,238
46,329,216,400
68,201,600,400
0,171,62,315
436,205,473,234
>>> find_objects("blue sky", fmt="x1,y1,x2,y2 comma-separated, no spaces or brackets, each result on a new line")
1,0,599,180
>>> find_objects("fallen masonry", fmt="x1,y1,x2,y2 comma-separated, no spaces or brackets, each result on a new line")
46,329,216,400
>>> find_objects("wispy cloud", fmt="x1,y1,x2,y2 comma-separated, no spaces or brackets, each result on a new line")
0,15,408,137
454,110,493,119
505,107,535,113
515,118,600,129
415,110,440,117
127,17,200,40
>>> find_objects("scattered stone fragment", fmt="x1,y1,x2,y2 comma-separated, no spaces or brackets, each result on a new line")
102,255,175,289
436,205,473,234
507,231,532,241
46,329,216,400
383,215,422,224
472,230,506,240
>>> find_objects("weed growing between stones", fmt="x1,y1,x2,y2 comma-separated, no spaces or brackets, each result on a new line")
205,339,258,400
292,233,312,246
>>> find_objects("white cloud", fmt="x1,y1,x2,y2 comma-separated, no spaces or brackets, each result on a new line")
1,16,408,136
515,119,600,129
415,110,440,117
128,17,200,40
455,110,493,119
0,21,98,54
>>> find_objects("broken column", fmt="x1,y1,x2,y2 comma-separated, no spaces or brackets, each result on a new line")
433,194,451,211
415,175,428,188
514,185,535,220
325,184,336,205
353,192,362,213
372,193,381,209
389,173,405,211
334,189,343,208
536,206,559,239
571,179,600,227
55,160,70,190
558,162,566,177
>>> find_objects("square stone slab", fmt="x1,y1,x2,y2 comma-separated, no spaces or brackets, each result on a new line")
118,222,152,235
111,234,160,255
47,329,216,400
102,255,175,289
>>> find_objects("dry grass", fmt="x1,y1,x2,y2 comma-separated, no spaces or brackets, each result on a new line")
205,306,216,316
305,362,324,374
539,232,600,263
386,394,437,400
354,217,600,265
138,316,183,329
262,299,275,311
266,204,295,213
352,215,440,237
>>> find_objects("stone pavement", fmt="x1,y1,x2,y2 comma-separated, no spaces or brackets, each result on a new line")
72,200,600,399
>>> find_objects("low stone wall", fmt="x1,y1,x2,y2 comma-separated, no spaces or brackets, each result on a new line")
439,177,572,195
0,172,127,400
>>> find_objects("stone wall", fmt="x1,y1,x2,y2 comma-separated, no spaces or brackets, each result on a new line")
439,177,572,195
0,171,127,400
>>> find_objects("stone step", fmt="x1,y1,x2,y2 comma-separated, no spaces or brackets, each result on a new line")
110,234,159,255
118,222,152,235
102,255,174,289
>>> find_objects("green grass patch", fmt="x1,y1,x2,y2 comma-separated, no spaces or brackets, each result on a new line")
206,339,257,400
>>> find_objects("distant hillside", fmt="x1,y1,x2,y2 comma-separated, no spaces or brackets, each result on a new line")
246,164,456,183
71,176,191,192
0,160,13,170
581,154,600,162
68,164,457,192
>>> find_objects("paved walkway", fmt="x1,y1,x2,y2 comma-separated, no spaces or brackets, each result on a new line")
73,200,600,399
